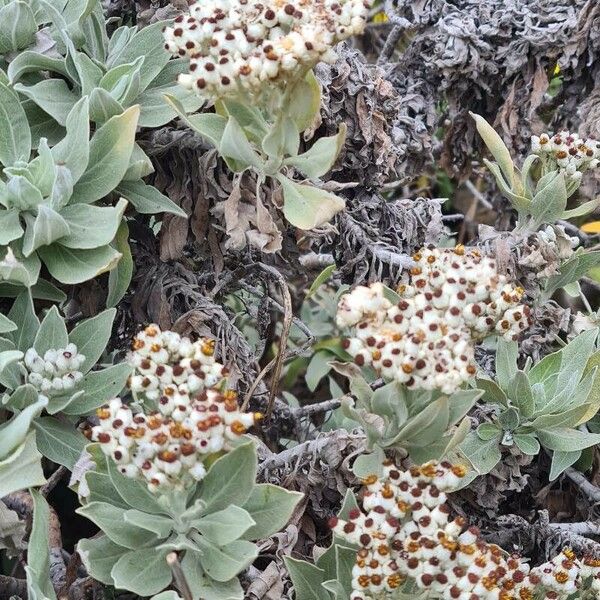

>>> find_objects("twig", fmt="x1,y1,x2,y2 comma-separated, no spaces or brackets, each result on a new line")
548,521,600,536
565,468,600,503
167,552,194,600
377,0,412,65
41,465,67,498
293,399,342,417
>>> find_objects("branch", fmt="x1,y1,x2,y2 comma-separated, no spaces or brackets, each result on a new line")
0,575,27,599
565,467,600,504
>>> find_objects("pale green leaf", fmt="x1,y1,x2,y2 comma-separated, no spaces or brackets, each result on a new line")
33,305,68,354
117,180,187,217
0,432,46,497
284,556,328,600
196,536,258,583
110,548,172,596
194,505,255,544
0,80,31,165
78,535,128,585
14,79,78,126
107,220,133,307
33,416,87,469
68,308,115,373
0,210,23,245
22,205,71,257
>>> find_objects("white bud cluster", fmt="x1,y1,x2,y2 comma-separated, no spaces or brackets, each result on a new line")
336,246,531,394
531,131,600,183
22,345,85,396
331,459,600,600
129,325,226,406
163,0,370,102
88,391,261,493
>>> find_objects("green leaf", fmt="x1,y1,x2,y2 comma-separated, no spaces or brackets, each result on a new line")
352,446,385,479
111,548,172,596
214,98,268,142
0,397,46,458
476,377,508,408
85,471,129,507
117,180,187,217
276,174,345,230
62,363,132,415
561,197,600,219
543,251,600,302
33,416,87,469
60,198,127,249
0,243,41,287
241,483,303,540
537,428,600,452
38,243,122,284
194,505,255,544
0,312,16,334
513,432,540,456
196,536,258,583
89,86,124,123
0,80,30,166
306,350,333,392
33,305,68,355
197,440,257,513
459,430,502,475
306,264,336,298
284,556,329,600
262,115,299,159
137,85,202,128
72,105,140,204
51,96,90,184
124,510,173,538
78,535,128,585
549,450,581,481
0,210,24,245
8,53,68,85
477,423,502,441
498,407,520,430
530,171,568,227
220,115,264,171
25,490,57,600
471,112,515,188
123,143,154,181
14,79,78,126
0,278,66,303
107,220,133,307
507,371,534,418
7,290,39,351
287,70,321,133
22,205,71,257
68,308,115,373
0,1,36,53
76,501,158,548
284,124,346,178
0,432,46,497
495,339,518,391
180,551,244,600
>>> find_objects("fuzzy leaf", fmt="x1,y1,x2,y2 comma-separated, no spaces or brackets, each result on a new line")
530,171,568,227
196,536,258,583
549,450,581,480
33,416,87,469
220,115,264,171
33,305,68,354
0,80,31,166
7,290,39,351
15,79,78,126
460,430,502,476
124,510,173,538
117,180,187,217
195,505,255,544
536,428,600,452
507,371,534,418
68,308,115,373
495,339,518,391
0,432,46,497
287,70,321,133
107,220,133,307
0,1,37,54
111,548,172,596
180,552,244,600
0,210,24,245
513,433,540,456
284,557,329,600
78,535,128,585
22,205,71,257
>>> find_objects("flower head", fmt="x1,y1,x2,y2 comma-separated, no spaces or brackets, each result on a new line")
336,246,531,394
22,344,85,396
163,0,371,102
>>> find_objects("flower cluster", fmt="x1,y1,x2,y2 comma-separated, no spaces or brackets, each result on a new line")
336,246,531,394
22,345,85,396
531,131,600,182
163,0,370,102
331,459,600,600
87,326,261,493
129,325,226,406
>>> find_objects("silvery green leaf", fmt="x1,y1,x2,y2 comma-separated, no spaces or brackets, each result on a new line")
0,80,30,166
283,556,329,600
7,52,68,84
0,313,16,334
99,57,143,97
5,175,44,211
107,21,170,91
62,362,132,415
305,350,333,392
555,329,597,395
45,389,84,414
471,112,515,187
459,430,502,475
284,123,346,178
59,198,127,249
0,396,46,458
122,143,154,181
77,501,159,548
66,50,103,97
0,278,66,303
520,154,539,198
507,371,534,418
561,197,600,219
22,205,71,257
0,243,41,287
25,490,57,600
197,440,257,514
51,96,90,183
152,593,183,600
117,180,187,217
371,380,407,422
498,407,520,431
89,86,124,123
542,250,600,303
72,105,139,203
28,139,56,197
0,1,37,54
528,349,561,395
214,98,268,143
549,450,581,481
7,290,39,351
124,510,173,537
33,304,68,354
394,396,449,445
0,432,46,496
49,165,74,210
536,428,600,452
530,405,591,430
0,500,25,556
78,4,107,62
38,243,122,284
110,548,172,596
137,84,203,128
195,536,258,583
106,457,167,514
241,483,303,541
0,210,24,245
447,389,482,423
164,94,227,148
33,416,87,469
495,339,518,391
286,70,321,133
77,534,128,585
180,551,244,600
0,349,23,379
262,115,299,159
107,25,134,59
352,446,385,479
68,308,115,373
194,505,255,544
0,339,23,390
482,159,530,214
85,471,129,507
477,422,501,441
530,171,567,227
107,220,132,307
335,543,357,598
276,174,345,230
513,433,540,455
14,79,78,126
220,115,264,172
23,100,66,149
